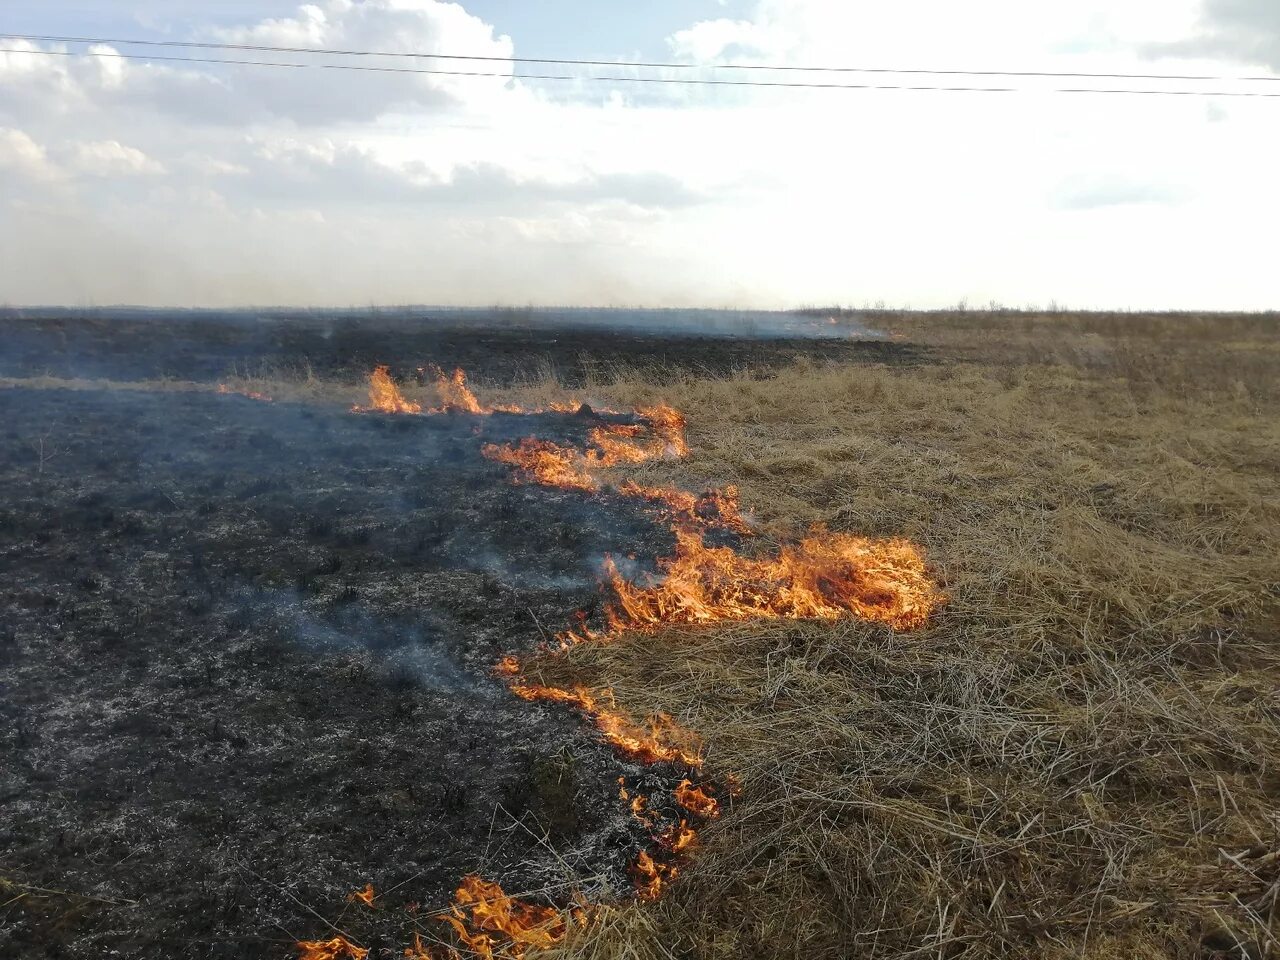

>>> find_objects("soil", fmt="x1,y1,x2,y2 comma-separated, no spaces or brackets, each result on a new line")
0,315,922,960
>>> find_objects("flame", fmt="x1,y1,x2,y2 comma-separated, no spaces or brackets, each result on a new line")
434,876,580,960
592,528,940,637
354,362,578,417
615,481,752,536
296,936,369,960
634,404,688,459
583,424,654,467
505,677,703,768
353,366,423,415
421,365,492,415
348,883,376,908
674,779,720,819
479,407,751,538
482,419,673,492
659,820,697,855
631,851,677,902
330,367,939,946
618,779,660,828
482,438,597,492
631,794,653,823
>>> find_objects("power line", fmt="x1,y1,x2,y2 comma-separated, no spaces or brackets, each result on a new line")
5,46,1279,98
4,31,1280,85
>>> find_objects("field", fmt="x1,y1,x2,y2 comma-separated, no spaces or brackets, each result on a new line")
1,310,1277,960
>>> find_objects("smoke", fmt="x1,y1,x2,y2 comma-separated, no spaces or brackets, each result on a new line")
0,305,885,348
449,549,599,592
263,593,492,696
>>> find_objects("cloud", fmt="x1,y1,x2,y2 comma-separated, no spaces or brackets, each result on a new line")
0,128,57,181
1147,0,1280,70
219,138,703,210
211,0,516,122
0,129,166,182
68,140,166,177
667,19,776,61
0,1,516,127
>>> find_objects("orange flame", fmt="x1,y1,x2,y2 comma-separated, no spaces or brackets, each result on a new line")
674,779,720,819
631,851,677,902
435,876,581,960
482,438,597,493
334,367,939,941
353,366,423,415
479,408,750,538
296,936,369,960
615,481,752,536
618,779,660,828
634,404,689,459
591,528,941,637
347,883,376,908
659,820,697,855
505,678,703,768
422,365,490,415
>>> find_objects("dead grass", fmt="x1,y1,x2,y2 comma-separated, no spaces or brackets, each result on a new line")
510,312,1280,959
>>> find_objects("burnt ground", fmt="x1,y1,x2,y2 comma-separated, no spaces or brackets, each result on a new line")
0,316,922,960
0,386,717,959
0,312,921,386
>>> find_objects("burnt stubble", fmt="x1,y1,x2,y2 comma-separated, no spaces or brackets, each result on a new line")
0,373,691,958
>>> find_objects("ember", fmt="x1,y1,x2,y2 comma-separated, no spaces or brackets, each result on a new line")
660,820,698,854
348,883,376,908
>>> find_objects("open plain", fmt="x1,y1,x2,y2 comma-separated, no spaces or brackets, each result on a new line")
2,309,1277,960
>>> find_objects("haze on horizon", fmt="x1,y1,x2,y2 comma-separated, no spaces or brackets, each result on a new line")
1,0,1278,312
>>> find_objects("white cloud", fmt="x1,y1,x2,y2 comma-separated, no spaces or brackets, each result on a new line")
68,140,167,177
0,2,514,127
211,0,516,122
667,19,775,61
0,128,57,180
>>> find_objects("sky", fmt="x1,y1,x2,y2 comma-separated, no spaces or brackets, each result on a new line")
0,0,1278,310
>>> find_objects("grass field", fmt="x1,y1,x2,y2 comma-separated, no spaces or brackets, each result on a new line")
486,311,1280,959
4,310,1278,959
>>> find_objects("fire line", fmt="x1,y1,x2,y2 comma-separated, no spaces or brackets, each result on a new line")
297,364,943,959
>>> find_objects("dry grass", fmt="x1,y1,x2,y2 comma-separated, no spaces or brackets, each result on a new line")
508,313,1280,960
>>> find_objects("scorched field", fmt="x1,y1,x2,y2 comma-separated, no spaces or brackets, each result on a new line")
1,309,1277,960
